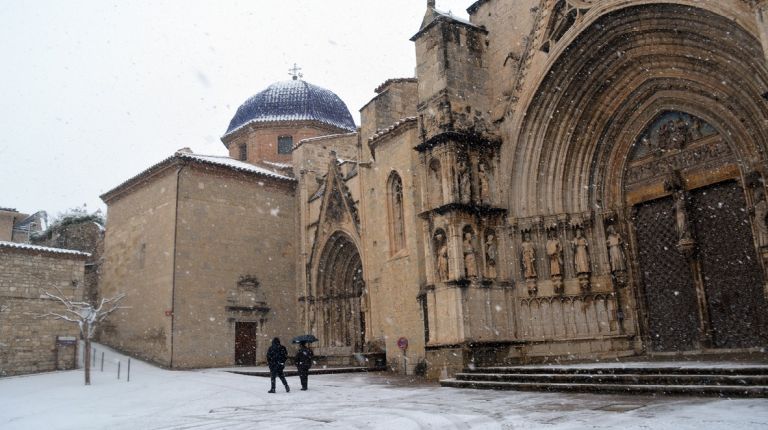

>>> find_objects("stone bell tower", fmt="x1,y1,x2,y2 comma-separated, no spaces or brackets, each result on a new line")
410,0,511,374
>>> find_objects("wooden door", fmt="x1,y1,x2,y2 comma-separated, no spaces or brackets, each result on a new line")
235,322,257,365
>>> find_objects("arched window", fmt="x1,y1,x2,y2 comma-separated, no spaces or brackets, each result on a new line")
387,172,406,253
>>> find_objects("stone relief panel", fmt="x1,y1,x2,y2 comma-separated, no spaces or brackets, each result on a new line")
626,112,729,186
631,112,717,159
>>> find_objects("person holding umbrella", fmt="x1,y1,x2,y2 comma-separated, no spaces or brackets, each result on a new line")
292,334,317,391
266,337,289,393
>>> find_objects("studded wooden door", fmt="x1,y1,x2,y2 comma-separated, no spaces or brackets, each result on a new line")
690,181,768,349
634,196,701,352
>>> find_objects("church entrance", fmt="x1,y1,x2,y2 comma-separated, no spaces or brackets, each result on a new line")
314,231,365,351
234,322,258,365
628,112,768,352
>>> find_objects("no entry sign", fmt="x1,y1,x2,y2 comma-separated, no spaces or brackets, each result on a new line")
397,337,408,351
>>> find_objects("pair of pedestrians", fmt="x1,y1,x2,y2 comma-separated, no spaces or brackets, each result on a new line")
266,337,314,393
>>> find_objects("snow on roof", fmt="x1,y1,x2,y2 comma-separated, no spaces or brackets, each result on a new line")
432,8,477,28
369,117,418,143
0,240,90,257
103,151,297,201
176,153,295,182
261,160,293,169
224,80,357,137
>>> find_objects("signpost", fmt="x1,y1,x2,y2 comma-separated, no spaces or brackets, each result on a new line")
397,337,408,374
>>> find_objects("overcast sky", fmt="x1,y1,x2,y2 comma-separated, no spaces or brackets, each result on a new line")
0,0,472,218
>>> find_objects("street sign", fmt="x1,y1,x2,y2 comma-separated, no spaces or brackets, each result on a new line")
397,337,408,351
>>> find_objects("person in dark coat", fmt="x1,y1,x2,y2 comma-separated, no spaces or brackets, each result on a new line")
295,341,314,391
266,337,289,393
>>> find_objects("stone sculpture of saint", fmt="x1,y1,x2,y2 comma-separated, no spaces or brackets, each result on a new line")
478,161,491,204
753,189,768,248
463,232,478,278
545,233,563,277
521,233,537,279
435,233,449,281
673,190,692,242
485,233,498,279
571,228,591,275
606,225,626,273
458,161,472,204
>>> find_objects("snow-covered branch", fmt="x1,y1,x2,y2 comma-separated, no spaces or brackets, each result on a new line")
37,286,126,340
36,286,126,385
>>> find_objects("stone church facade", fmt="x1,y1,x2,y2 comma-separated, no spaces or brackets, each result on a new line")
100,0,768,377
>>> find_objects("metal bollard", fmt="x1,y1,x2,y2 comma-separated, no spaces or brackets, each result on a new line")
117,361,121,380
101,352,105,372
92,348,95,368
127,359,131,382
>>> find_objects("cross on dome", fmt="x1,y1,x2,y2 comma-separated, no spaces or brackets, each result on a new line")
289,63,304,81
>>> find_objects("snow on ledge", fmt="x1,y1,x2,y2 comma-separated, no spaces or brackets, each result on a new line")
0,241,90,257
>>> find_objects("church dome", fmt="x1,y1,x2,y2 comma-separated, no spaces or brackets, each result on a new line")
225,79,357,135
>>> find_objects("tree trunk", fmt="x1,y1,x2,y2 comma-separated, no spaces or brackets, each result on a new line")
84,324,91,386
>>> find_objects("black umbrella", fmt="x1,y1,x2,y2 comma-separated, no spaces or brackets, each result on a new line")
292,334,319,344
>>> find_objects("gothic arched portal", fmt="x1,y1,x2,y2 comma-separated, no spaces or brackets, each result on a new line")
314,231,364,351
508,3,768,353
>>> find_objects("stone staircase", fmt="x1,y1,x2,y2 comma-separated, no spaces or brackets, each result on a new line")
440,364,768,397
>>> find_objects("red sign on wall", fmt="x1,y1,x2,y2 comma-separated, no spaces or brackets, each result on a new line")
397,337,408,351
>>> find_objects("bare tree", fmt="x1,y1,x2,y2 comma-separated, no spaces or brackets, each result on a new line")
38,287,125,385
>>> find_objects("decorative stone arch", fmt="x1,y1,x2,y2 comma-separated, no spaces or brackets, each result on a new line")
311,230,365,351
504,2,768,217
505,2,768,351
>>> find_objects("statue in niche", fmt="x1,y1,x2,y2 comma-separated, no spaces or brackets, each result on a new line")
458,160,472,204
572,228,591,275
753,188,768,248
463,231,478,278
545,231,563,278
478,160,491,204
435,231,449,281
485,232,498,279
606,225,626,273
521,232,537,279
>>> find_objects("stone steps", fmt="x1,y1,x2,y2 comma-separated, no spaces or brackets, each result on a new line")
441,365,768,397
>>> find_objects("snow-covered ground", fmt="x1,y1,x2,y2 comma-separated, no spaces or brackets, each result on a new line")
1,345,767,430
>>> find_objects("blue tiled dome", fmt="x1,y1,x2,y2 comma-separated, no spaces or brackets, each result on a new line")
225,79,357,135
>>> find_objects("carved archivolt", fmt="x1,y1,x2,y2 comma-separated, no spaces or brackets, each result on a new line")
506,3,768,218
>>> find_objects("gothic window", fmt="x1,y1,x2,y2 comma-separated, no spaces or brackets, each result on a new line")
238,144,247,161
277,135,293,154
387,172,406,253
429,158,443,208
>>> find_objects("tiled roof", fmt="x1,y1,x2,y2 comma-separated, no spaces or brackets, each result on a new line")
0,240,90,257
225,80,357,136
101,150,296,203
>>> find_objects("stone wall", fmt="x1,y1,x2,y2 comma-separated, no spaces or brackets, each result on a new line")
170,164,298,368
0,247,85,376
360,121,428,374
99,167,179,367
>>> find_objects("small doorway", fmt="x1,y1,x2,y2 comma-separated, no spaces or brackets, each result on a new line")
235,322,258,365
